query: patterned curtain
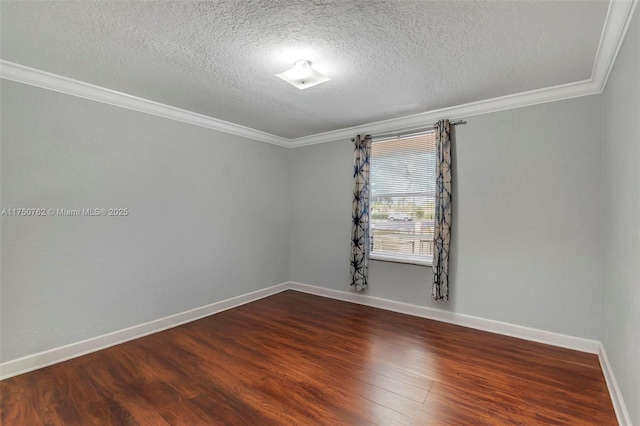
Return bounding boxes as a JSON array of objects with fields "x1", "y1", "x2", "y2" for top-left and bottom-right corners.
[
  {"x1": 350, "y1": 135, "x2": 371, "y2": 291},
  {"x1": 432, "y1": 120, "x2": 452, "y2": 300}
]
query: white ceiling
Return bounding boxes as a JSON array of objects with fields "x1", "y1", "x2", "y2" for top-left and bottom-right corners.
[{"x1": 0, "y1": 1, "x2": 629, "y2": 142}]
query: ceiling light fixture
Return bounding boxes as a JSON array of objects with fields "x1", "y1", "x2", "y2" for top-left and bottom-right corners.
[{"x1": 275, "y1": 60, "x2": 330, "y2": 90}]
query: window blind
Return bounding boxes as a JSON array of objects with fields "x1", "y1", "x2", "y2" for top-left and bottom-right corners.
[{"x1": 370, "y1": 132, "x2": 436, "y2": 260}]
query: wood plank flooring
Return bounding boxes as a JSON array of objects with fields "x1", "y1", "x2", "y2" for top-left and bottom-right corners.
[{"x1": 1, "y1": 290, "x2": 617, "y2": 425}]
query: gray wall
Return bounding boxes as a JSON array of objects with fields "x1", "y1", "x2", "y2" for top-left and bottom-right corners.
[
  {"x1": 0, "y1": 81, "x2": 290, "y2": 362},
  {"x1": 3, "y1": 22, "x2": 637, "y2": 418},
  {"x1": 290, "y1": 94, "x2": 604, "y2": 340},
  {"x1": 602, "y1": 7, "x2": 640, "y2": 424}
]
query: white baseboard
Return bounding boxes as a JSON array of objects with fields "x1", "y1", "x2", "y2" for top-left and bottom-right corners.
[
  {"x1": 289, "y1": 282, "x2": 636, "y2": 423},
  {"x1": 2, "y1": 279, "x2": 627, "y2": 425},
  {"x1": 598, "y1": 343, "x2": 632, "y2": 426},
  {"x1": 288, "y1": 281, "x2": 601, "y2": 354},
  {"x1": 0, "y1": 282, "x2": 289, "y2": 380},
  {"x1": 289, "y1": 282, "x2": 636, "y2": 422}
]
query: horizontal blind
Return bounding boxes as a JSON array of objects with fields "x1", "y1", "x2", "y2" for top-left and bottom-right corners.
[{"x1": 370, "y1": 132, "x2": 436, "y2": 260}]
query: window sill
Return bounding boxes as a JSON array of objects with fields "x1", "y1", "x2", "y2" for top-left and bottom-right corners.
[{"x1": 369, "y1": 253, "x2": 432, "y2": 267}]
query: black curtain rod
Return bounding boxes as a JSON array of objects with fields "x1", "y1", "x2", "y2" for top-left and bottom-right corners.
[
  {"x1": 438, "y1": 119, "x2": 467, "y2": 127},
  {"x1": 372, "y1": 120, "x2": 467, "y2": 141}
]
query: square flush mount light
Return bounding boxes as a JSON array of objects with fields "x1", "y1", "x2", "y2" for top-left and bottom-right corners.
[{"x1": 275, "y1": 60, "x2": 330, "y2": 90}]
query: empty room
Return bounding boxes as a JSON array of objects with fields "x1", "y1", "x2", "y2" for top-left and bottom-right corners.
[{"x1": 1, "y1": 1, "x2": 638, "y2": 424}]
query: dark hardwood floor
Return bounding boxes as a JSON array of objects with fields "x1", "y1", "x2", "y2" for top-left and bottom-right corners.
[{"x1": 1, "y1": 290, "x2": 617, "y2": 425}]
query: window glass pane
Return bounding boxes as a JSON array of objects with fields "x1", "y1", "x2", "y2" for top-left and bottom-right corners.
[{"x1": 370, "y1": 133, "x2": 435, "y2": 259}]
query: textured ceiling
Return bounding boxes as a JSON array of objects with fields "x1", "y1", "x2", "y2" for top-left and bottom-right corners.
[{"x1": 1, "y1": 1, "x2": 609, "y2": 139}]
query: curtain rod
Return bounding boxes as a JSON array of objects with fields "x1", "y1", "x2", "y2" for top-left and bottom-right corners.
[
  {"x1": 372, "y1": 120, "x2": 467, "y2": 142},
  {"x1": 439, "y1": 119, "x2": 467, "y2": 127}
]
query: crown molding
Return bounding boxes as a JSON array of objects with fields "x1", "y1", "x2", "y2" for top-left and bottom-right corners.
[
  {"x1": 0, "y1": 0, "x2": 635, "y2": 148},
  {"x1": 288, "y1": 79, "x2": 601, "y2": 147},
  {"x1": 0, "y1": 61, "x2": 290, "y2": 148},
  {"x1": 288, "y1": 0, "x2": 637, "y2": 147},
  {"x1": 593, "y1": 0, "x2": 638, "y2": 93}
]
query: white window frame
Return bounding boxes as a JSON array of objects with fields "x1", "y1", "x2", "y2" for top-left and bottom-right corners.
[
  {"x1": 368, "y1": 131, "x2": 435, "y2": 267},
  {"x1": 369, "y1": 251, "x2": 433, "y2": 266}
]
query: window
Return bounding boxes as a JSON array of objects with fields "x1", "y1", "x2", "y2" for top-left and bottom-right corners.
[{"x1": 370, "y1": 132, "x2": 435, "y2": 266}]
